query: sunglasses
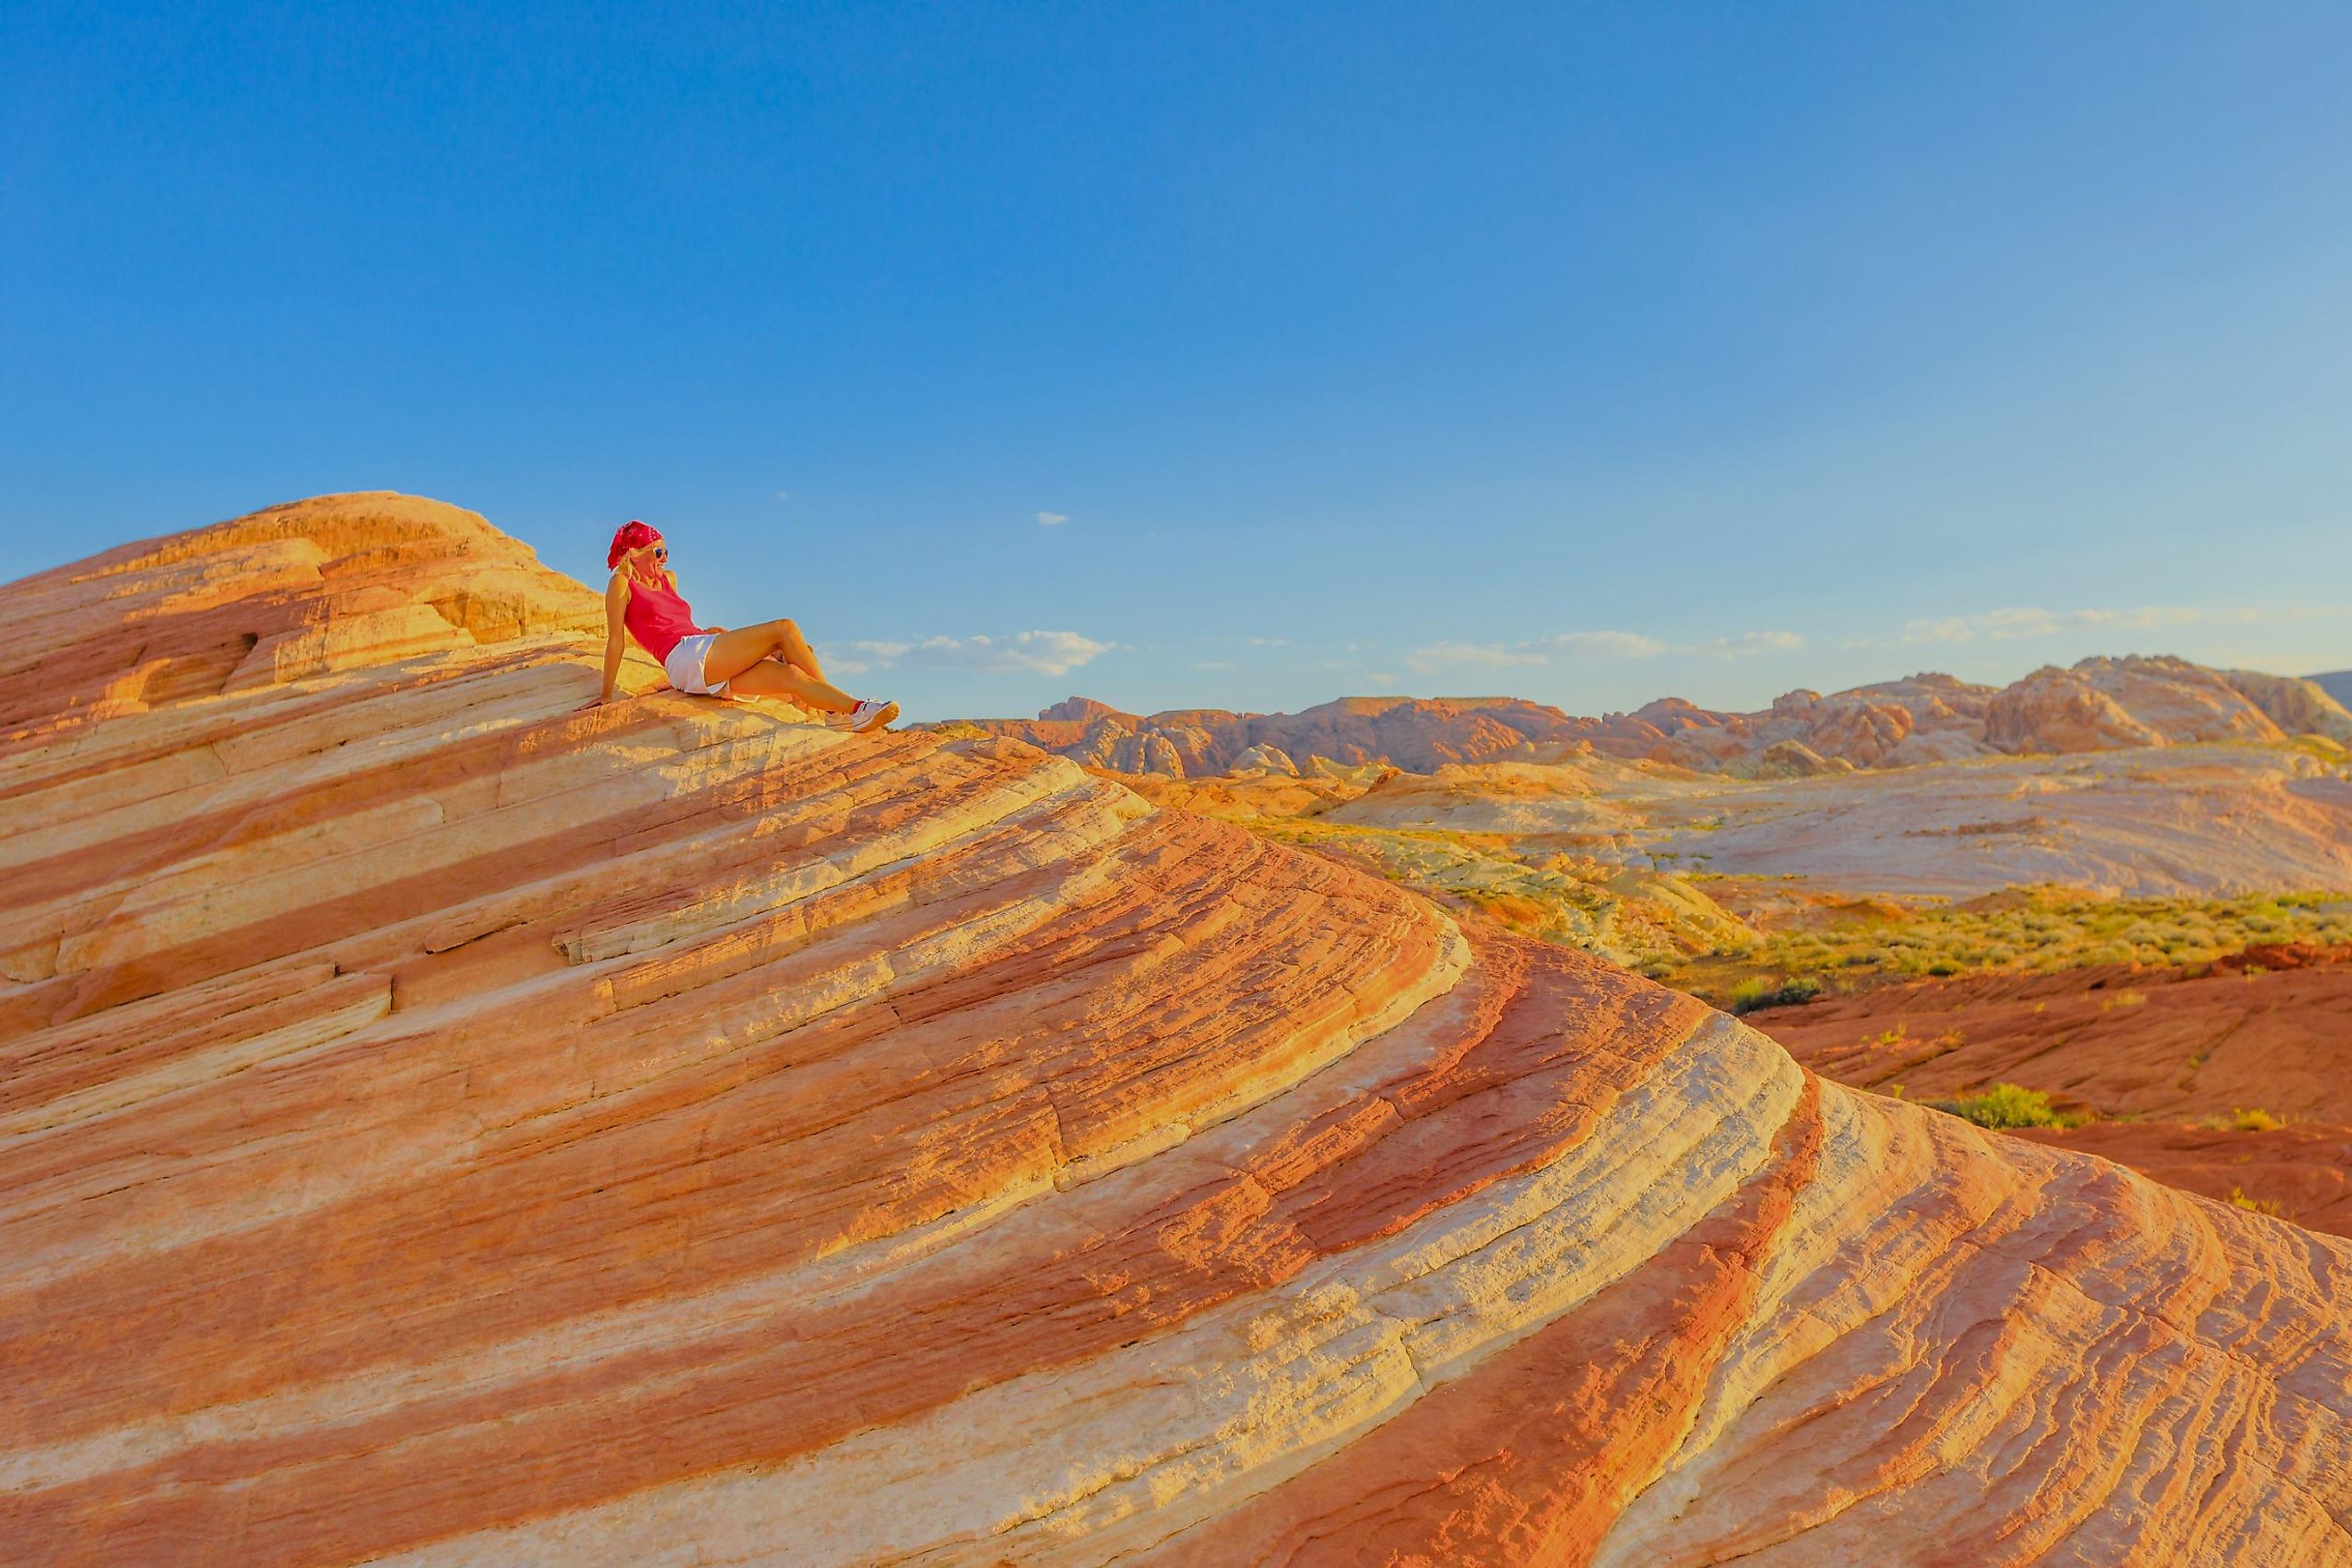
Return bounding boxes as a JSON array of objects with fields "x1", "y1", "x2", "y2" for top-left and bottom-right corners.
[{"x1": 651, "y1": 545, "x2": 668, "y2": 560}]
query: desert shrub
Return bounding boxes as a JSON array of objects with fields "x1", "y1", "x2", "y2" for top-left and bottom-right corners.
[
  {"x1": 1741, "y1": 887, "x2": 2352, "y2": 987},
  {"x1": 1728, "y1": 976, "x2": 1821, "y2": 1015},
  {"x1": 1934, "y1": 1082, "x2": 2064, "y2": 1130},
  {"x1": 2232, "y1": 1107, "x2": 2285, "y2": 1132},
  {"x1": 2228, "y1": 1187, "x2": 2287, "y2": 1217}
]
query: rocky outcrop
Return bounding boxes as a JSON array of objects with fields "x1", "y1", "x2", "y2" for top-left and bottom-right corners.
[
  {"x1": 1984, "y1": 674, "x2": 2169, "y2": 753},
  {"x1": 951, "y1": 695, "x2": 1616, "y2": 778},
  {"x1": 1229, "y1": 741, "x2": 1301, "y2": 775},
  {"x1": 956, "y1": 659, "x2": 2352, "y2": 780},
  {"x1": 5, "y1": 495, "x2": 2351, "y2": 1566},
  {"x1": 0, "y1": 492, "x2": 600, "y2": 743},
  {"x1": 1988, "y1": 656, "x2": 2287, "y2": 754},
  {"x1": 2229, "y1": 666, "x2": 2352, "y2": 744},
  {"x1": 1755, "y1": 738, "x2": 1848, "y2": 778}
]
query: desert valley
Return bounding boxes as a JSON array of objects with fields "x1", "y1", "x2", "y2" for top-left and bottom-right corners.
[
  {"x1": 947, "y1": 658, "x2": 2352, "y2": 1238},
  {"x1": 3, "y1": 494, "x2": 2349, "y2": 1564}
]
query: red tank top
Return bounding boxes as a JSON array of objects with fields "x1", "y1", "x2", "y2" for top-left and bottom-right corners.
[{"x1": 620, "y1": 574, "x2": 706, "y2": 662}]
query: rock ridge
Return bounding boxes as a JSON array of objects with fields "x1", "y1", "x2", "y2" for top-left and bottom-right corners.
[
  {"x1": 1, "y1": 494, "x2": 2348, "y2": 1565},
  {"x1": 953, "y1": 656, "x2": 2352, "y2": 779}
]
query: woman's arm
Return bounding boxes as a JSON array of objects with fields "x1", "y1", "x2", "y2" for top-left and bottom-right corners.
[{"x1": 592, "y1": 572, "x2": 632, "y2": 705}]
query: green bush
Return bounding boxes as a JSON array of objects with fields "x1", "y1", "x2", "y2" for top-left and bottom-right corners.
[
  {"x1": 1935, "y1": 1082, "x2": 2064, "y2": 1130},
  {"x1": 1728, "y1": 975, "x2": 1822, "y2": 1016}
]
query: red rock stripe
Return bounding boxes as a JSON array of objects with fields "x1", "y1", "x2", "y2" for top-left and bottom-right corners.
[
  {"x1": 5, "y1": 725, "x2": 992, "y2": 1023},
  {"x1": 0, "y1": 817, "x2": 1439, "y2": 1446},
  {"x1": 0, "y1": 795, "x2": 1182, "y2": 1268},
  {"x1": 1128, "y1": 1074, "x2": 1827, "y2": 1567},
  {"x1": 2, "y1": 941, "x2": 1691, "y2": 1566}
]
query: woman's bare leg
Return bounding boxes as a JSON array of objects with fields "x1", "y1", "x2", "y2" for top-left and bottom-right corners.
[
  {"x1": 704, "y1": 618, "x2": 827, "y2": 684},
  {"x1": 726, "y1": 657, "x2": 858, "y2": 713}
]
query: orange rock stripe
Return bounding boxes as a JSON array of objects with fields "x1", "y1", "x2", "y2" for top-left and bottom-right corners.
[
  {"x1": 4, "y1": 723, "x2": 947, "y2": 1021},
  {"x1": 4, "y1": 940, "x2": 1682, "y2": 1565},
  {"x1": 0, "y1": 818, "x2": 1441, "y2": 1443},
  {"x1": 0, "y1": 792, "x2": 1171, "y2": 1275},
  {"x1": 1128, "y1": 1074, "x2": 1826, "y2": 1567}
]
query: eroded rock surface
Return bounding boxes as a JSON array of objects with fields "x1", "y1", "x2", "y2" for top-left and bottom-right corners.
[{"x1": 4, "y1": 495, "x2": 2350, "y2": 1566}]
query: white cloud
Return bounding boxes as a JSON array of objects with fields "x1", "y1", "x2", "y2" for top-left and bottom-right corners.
[
  {"x1": 1409, "y1": 627, "x2": 1800, "y2": 674},
  {"x1": 1369, "y1": 671, "x2": 1398, "y2": 687},
  {"x1": 1034, "y1": 510, "x2": 1068, "y2": 527},
  {"x1": 776, "y1": 490, "x2": 790, "y2": 502},
  {"x1": 825, "y1": 640, "x2": 906, "y2": 675},
  {"x1": 1405, "y1": 641, "x2": 1551, "y2": 674},
  {"x1": 1542, "y1": 630, "x2": 1668, "y2": 659},
  {"x1": 1900, "y1": 606, "x2": 2205, "y2": 644},
  {"x1": 834, "y1": 630, "x2": 1111, "y2": 678},
  {"x1": 1687, "y1": 629, "x2": 1806, "y2": 657},
  {"x1": 1246, "y1": 635, "x2": 1291, "y2": 648}
]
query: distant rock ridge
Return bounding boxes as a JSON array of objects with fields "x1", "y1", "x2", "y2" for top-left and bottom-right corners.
[
  {"x1": 947, "y1": 655, "x2": 2352, "y2": 779},
  {"x1": 5, "y1": 494, "x2": 2351, "y2": 1564}
]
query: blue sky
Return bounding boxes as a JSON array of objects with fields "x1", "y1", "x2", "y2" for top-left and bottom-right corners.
[{"x1": 7, "y1": 2, "x2": 2351, "y2": 721}]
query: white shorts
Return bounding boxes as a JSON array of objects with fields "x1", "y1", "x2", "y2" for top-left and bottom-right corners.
[{"x1": 663, "y1": 633, "x2": 731, "y2": 697}]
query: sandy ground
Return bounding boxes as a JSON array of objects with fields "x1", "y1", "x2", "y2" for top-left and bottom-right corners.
[
  {"x1": 1751, "y1": 952, "x2": 2352, "y2": 1236},
  {"x1": 2012, "y1": 1120, "x2": 2352, "y2": 1238},
  {"x1": 1751, "y1": 951, "x2": 2352, "y2": 1121}
]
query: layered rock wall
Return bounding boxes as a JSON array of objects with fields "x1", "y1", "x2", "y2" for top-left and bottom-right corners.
[{"x1": 4, "y1": 496, "x2": 2348, "y2": 1566}]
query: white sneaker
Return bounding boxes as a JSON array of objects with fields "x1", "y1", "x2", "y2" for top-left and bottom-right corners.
[{"x1": 835, "y1": 698, "x2": 899, "y2": 734}]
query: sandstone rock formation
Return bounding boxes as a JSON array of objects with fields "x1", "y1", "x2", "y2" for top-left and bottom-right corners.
[
  {"x1": 6, "y1": 494, "x2": 2352, "y2": 1566},
  {"x1": 0, "y1": 493, "x2": 602, "y2": 746},
  {"x1": 960, "y1": 694, "x2": 1609, "y2": 777},
  {"x1": 1229, "y1": 741, "x2": 1301, "y2": 776},
  {"x1": 951, "y1": 658, "x2": 2352, "y2": 780},
  {"x1": 2224, "y1": 666, "x2": 2352, "y2": 745},
  {"x1": 1983, "y1": 656, "x2": 2347, "y2": 755}
]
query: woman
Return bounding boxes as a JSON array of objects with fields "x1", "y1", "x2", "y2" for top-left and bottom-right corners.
[{"x1": 587, "y1": 520, "x2": 898, "y2": 732}]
